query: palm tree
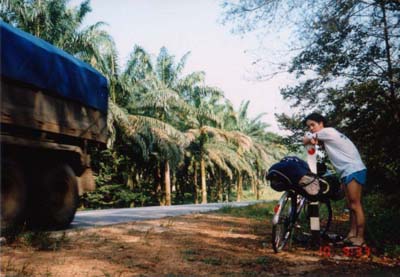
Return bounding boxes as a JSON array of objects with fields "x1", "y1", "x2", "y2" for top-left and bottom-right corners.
[
  {"x1": 119, "y1": 46, "x2": 200, "y2": 205},
  {"x1": 230, "y1": 100, "x2": 285, "y2": 200},
  {"x1": 186, "y1": 123, "x2": 255, "y2": 203},
  {"x1": 108, "y1": 100, "x2": 189, "y2": 204}
]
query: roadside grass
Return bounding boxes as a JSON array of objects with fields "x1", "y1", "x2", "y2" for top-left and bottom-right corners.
[
  {"x1": 20, "y1": 231, "x2": 70, "y2": 251},
  {"x1": 202, "y1": 257, "x2": 222, "y2": 266},
  {"x1": 79, "y1": 187, "x2": 281, "y2": 211},
  {"x1": 216, "y1": 202, "x2": 276, "y2": 221},
  {"x1": 181, "y1": 246, "x2": 272, "y2": 267},
  {"x1": 243, "y1": 187, "x2": 283, "y2": 201},
  {"x1": 227, "y1": 188, "x2": 283, "y2": 203},
  {"x1": 239, "y1": 256, "x2": 271, "y2": 266},
  {"x1": 181, "y1": 249, "x2": 199, "y2": 262},
  {"x1": 160, "y1": 218, "x2": 175, "y2": 228},
  {"x1": 3, "y1": 230, "x2": 70, "y2": 251}
]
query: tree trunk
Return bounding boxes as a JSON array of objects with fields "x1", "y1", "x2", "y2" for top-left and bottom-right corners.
[
  {"x1": 380, "y1": 1, "x2": 400, "y2": 121},
  {"x1": 193, "y1": 161, "x2": 199, "y2": 204},
  {"x1": 178, "y1": 174, "x2": 185, "y2": 204},
  {"x1": 251, "y1": 177, "x2": 256, "y2": 194},
  {"x1": 127, "y1": 166, "x2": 135, "y2": 190},
  {"x1": 236, "y1": 172, "x2": 243, "y2": 202},
  {"x1": 127, "y1": 173, "x2": 134, "y2": 189},
  {"x1": 217, "y1": 169, "x2": 223, "y2": 202},
  {"x1": 227, "y1": 179, "x2": 231, "y2": 202},
  {"x1": 172, "y1": 172, "x2": 179, "y2": 202},
  {"x1": 200, "y1": 157, "x2": 207, "y2": 204},
  {"x1": 164, "y1": 160, "x2": 171, "y2": 206},
  {"x1": 154, "y1": 165, "x2": 164, "y2": 206},
  {"x1": 171, "y1": 173, "x2": 175, "y2": 193},
  {"x1": 256, "y1": 178, "x2": 260, "y2": 200}
]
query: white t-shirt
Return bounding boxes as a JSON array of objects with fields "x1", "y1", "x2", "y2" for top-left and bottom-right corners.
[{"x1": 311, "y1": 127, "x2": 366, "y2": 178}]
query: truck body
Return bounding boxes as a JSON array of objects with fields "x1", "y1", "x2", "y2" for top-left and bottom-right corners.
[{"x1": 0, "y1": 21, "x2": 109, "y2": 232}]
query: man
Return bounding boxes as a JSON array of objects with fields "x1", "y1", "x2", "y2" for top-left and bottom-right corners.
[{"x1": 303, "y1": 113, "x2": 367, "y2": 247}]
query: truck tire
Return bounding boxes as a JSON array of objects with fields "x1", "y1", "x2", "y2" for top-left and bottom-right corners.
[
  {"x1": 1, "y1": 161, "x2": 26, "y2": 236},
  {"x1": 27, "y1": 164, "x2": 79, "y2": 230}
]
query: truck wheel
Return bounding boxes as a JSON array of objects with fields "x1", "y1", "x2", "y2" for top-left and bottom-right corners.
[
  {"x1": 1, "y1": 161, "x2": 26, "y2": 236},
  {"x1": 27, "y1": 164, "x2": 79, "y2": 230}
]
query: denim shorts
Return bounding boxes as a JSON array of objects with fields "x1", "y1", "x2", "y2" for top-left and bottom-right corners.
[{"x1": 341, "y1": 169, "x2": 367, "y2": 186}]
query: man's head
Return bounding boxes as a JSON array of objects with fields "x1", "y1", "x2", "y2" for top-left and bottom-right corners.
[{"x1": 304, "y1": 113, "x2": 326, "y2": 133}]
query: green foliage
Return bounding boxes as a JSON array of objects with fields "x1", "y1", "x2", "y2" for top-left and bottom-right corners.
[
  {"x1": 82, "y1": 184, "x2": 137, "y2": 209},
  {"x1": 363, "y1": 193, "x2": 400, "y2": 256},
  {"x1": 83, "y1": 147, "x2": 157, "y2": 208}
]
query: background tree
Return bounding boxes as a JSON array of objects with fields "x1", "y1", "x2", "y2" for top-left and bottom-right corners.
[{"x1": 222, "y1": 0, "x2": 400, "y2": 193}]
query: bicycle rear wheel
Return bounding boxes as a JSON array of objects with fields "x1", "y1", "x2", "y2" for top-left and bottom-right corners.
[
  {"x1": 271, "y1": 192, "x2": 296, "y2": 253},
  {"x1": 295, "y1": 199, "x2": 333, "y2": 240},
  {"x1": 318, "y1": 200, "x2": 332, "y2": 237}
]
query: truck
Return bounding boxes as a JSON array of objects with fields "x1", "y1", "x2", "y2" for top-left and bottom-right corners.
[{"x1": 0, "y1": 21, "x2": 109, "y2": 233}]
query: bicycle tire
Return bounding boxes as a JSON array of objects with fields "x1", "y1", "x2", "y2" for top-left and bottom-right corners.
[{"x1": 271, "y1": 191, "x2": 297, "y2": 253}]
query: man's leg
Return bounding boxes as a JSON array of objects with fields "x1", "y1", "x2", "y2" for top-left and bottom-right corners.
[
  {"x1": 348, "y1": 210, "x2": 357, "y2": 238},
  {"x1": 343, "y1": 184, "x2": 357, "y2": 238},
  {"x1": 345, "y1": 179, "x2": 365, "y2": 244}
]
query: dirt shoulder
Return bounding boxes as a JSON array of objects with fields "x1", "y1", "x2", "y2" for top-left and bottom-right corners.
[{"x1": 1, "y1": 212, "x2": 399, "y2": 276}]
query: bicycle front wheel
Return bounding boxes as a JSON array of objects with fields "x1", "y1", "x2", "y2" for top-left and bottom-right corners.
[{"x1": 271, "y1": 192, "x2": 296, "y2": 253}]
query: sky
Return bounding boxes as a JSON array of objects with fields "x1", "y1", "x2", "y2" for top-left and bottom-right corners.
[{"x1": 71, "y1": 0, "x2": 296, "y2": 134}]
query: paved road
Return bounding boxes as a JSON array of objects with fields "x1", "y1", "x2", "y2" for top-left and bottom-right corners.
[{"x1": 71, "y1": 201, "x2": 267, "y2": 229}]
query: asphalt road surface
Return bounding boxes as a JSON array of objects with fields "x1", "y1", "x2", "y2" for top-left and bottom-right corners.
[{"x1": 71, "y1": 201, "x2": 267, "y2": 229}]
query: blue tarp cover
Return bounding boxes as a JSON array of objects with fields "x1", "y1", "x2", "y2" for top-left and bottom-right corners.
[{"x1": 1, "y1": 21, "x2": 108, "y2": 113}]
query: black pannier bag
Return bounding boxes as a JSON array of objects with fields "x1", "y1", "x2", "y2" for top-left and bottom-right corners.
[
  {"x1": 266, "y1": 156, "x2": 343, "y2": 201},
  {"x1": 321, "y1": 171, "x2": 344, "y2": 201}
]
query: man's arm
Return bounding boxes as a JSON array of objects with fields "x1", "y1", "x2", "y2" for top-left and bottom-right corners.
[{"x1": 303, "y1": 132, "x2": 318, "y2": 145}]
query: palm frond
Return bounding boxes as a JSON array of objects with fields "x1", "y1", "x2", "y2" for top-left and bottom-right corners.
[
  {"x1": 124, "y1": 45, "x2": 153, "y2": 81},
  {"x1": 199, "y1": 126, "x2": 253, "y2": 151},
  {"x1": 178, "y1": 71, "x2": 205, "y2": 89},
  {"x1": 204, "y1": 141, "x2": 254, "y2": 178},
  {"x1": 204, "y1": 144, "x2": 233, "y2": 178},
  {"x1": 176, "y1": 51, "x2": 191, "y2": 76},
  {"x1": 130, "y1": 86, "x2": 196, "y2": 117},
  {"x1": 129, "y1": 115, "x2": 190, "y2": 147}
]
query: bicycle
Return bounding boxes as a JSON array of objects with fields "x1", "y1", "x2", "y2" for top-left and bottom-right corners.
[{"x1": 271, "y1": 188, "x2": 333, "y2": 253}]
